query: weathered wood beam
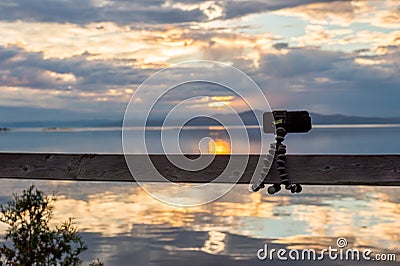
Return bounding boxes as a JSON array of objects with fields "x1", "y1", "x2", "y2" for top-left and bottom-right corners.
[{"x1": 0, "y1": 153, "x2": 399, "y2": 186}]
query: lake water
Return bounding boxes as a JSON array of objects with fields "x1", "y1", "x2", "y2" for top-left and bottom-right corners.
[
  {"x1": 0, "y1": 125, "x2": 399, "y2": 265},
  {"x1": 1, "y1": 124, "x2": 400, "y2": 154}
]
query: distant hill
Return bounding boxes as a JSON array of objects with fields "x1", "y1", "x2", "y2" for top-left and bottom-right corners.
[
  {"x1": 310, "y1": 113, "x2": 400, "y2": 124},
  {"x1": 145, "y1": 110, "x2": 262, "y2": 126},
  {"x1": 0, "y1": 120, "x2": 121, "y2": 128}
]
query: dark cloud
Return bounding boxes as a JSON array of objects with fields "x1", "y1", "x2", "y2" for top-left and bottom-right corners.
[
  {"x1": 222, "y1": 0, "x2": 348, "y2": 20},
  {"x1": 259, "y1": 48, "x2": 344, "y2": 78},
  {"x1": 0, "y1": 0, "x2": 351, "y2": 26},
  {"x1": 223, "y1": 0, "x2": 276, "y2": 19},
  {"x1": 254, "y1": 46, "x2": 400, "y2": 116},
  {"x1": 0, "y1": 48, "x2": 18, "y2": 61},
  {"x1": 0, "y1": 0, "x2": 206, "y2": 25},
  {"x1": 104, "y1": 5, "x2": 206, "y2": 24},
  {"x1": 353, "y1": 48, "x2": 370, "y2": 54},
  {"x1": 272, "y1": 42, "x2": 289, "y2": 50},
  {"x1": 0, "y1": 45, "x2": 152, "y2": 91}
]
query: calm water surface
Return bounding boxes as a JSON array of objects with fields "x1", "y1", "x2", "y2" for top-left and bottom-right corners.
[{"x1": 0, "y1": 126, "x2": 399, "y2": 265}]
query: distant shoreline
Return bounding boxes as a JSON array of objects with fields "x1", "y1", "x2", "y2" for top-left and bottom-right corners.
[
  {"x1": 2, "y1": 112, "x2": 400, "y2": 128},
  {"x1": 1, "y1": 123, "x2": 400, "y2": 133}
]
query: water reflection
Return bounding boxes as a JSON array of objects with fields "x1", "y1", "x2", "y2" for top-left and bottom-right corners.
[
  {"x1": 0, "y1": 181, "x2": 398, "y2": 265},
  {"x1": 1, "y1": 125, "x2": 400, "y2": 153}
]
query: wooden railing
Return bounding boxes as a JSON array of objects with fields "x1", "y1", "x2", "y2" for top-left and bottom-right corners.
[{"x1": 1, "y1": 153, "x2": 399, "y2": 185}]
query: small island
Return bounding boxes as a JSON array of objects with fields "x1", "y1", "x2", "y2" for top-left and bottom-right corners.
[{"x1": 43, "y1": 127, "x2": 73, "y2": 131}]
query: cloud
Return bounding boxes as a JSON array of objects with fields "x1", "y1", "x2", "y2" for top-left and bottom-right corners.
[
  {"x1": 0, "y1": 20, "x2": 284, "y2": 71},
  {"x1": 293, "y1": 24, "x2": 354, "y2": 47},
  {"x1": 293, "y1": 25, "x2": 400, "y2": 51},
  {"x1": 277, "y1": 0, "x2": 400, "y2": 29},
  {"x1": 380, "y1": 7, "x2": 400, "y2": 27},
  {"x1": 259, "y1": 48, "x2": 344, "y2": 78},
  {"x1": 0, "y1": 0, "x2": 352, "y2": 26},
  {"x1": 272, "y1": 43, "x2": 289, "y2": 50},
  {"x1": 272, "y1": 1, "x2": 399, "y2": 57},
  {"x1": 276, "y1": 0, "x2": 364, "y2": 26},
  {"x1": 0, "y1": 47, "x2": 18, "y2": 61},
  {"x1": 0, "y1": 45, "x2": 151, "y2": 92},
  {"x1": 254, "y1": 45, "x2": 400, "y2": 116},
  {"x1": 0, "y1": 0, "x2": 207, "y2": 25},
  {"x1": 0, "y1": 45, "x2": 155, "y2": 117},
  {"x1": 221, "y1": 0, "x2": 333, "y2": 19}
]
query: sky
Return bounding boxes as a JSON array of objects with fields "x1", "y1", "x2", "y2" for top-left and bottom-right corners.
[{"x1": 0, "y1": 0, "x2": 399, "y2": 122}]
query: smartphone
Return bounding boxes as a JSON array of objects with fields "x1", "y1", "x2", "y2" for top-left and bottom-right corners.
[{"x1": 263, "y1": 110, "x2": 312, "y2": 133}]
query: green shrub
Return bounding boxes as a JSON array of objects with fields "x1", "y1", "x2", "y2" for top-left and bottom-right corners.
[{"x1": 0, "y1": 185, "x2": 88, "y2": 265}]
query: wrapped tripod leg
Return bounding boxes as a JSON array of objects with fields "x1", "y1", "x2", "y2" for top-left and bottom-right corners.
[
  {"x1": 267, "y1": 115, "x2": 302, "y2": 194},
  {"x1": 252, "y1": 110, "x2": 311, "y2": 195}
]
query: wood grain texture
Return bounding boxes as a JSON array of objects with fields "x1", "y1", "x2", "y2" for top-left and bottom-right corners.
[{"x1": 0, "y1": 153, "x2": 399, "y2": 185}]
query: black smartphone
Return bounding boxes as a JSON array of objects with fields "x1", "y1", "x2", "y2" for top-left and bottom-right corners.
[{"x1": 263, "y1": 110, "x2": 312, "y2": 133}]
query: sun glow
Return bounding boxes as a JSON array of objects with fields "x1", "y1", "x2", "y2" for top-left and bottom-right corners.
[{"x1": 208, "y1": 138, "x2": 230, "y2": 154}]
